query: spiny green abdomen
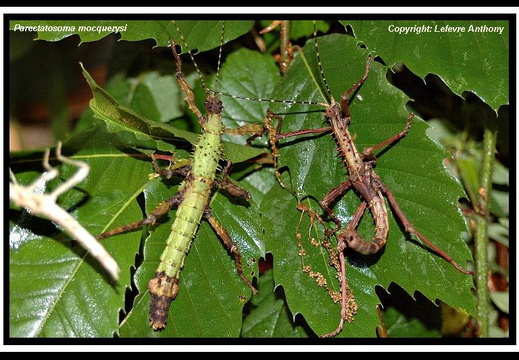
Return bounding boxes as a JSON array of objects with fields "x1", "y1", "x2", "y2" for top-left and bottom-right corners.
[
  {"x1": 156, "y1": 108, "x2": 223, "y2": 278},
  {"x1": 155, "y1": 176, "x2": 212, "y2": 276}
]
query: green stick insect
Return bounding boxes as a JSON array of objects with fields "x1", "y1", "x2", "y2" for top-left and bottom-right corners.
[{"x1": 97, "y1": 21, "x2": 257, "y2": 330}]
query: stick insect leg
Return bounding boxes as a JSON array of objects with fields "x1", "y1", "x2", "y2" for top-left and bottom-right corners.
[
  {"x1": 265, "y1": 110, "x2": 331, "y2": 189},
  {"x1": 362, "y1": 113, "x2": 414, "y2": 159},
  {"x1": 205, "y1": 210, "x2": 258, "y2": 295},
  {"x1": 97, "y1": 152, "x2": 192, "y2": 241},
  {"x1": 221, "y1": 123, "x2": 266, "y2": 145},
  {"x1": 97, "y1": 192, "x2": 183, "y2": 240},
  {"x1": 227, "y1": 110, "x2": 330, "y2": 191},
  {"x1": 214, "y1": 160, "x2": 251, "y2": 202},
  {"x1": 321, "y1": 201, "x2": 365, "y2": 338},
  {"x1": 320, "y1": 180, "x2": 353, "y2": 229},
  {"x1": 264, "y1": 110, "x2": 285, "y2": 188},
  {"x1": 340, "y1": 55, "x2": 373, "y2": 117},
  {"x1": 169, "y1": 38, "x2": 204, "y2": 122},
  {"x1": 381, "y1": 183, "x2": 475, "y2": 275},
  {"x1": 150, "y1": 153, "x2": 191, "y2": 180}
]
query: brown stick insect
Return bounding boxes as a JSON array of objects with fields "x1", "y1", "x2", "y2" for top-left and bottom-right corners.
[{"x1": 220, "y1": 21, "x2": 475, "y2": 337}]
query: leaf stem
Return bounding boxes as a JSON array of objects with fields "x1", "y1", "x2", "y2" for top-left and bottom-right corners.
[
  {"x1": 475, "y1": 121, "x2": 498, "y2": 337},
  {"x1": 279, "y1": 20, "x2": 291, "y2": 74}
]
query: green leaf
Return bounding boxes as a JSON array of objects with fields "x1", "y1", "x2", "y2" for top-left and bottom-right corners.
[
  {"x1": 9, "y1": 129, "x2": 148, "y2": 337},
  {"x1": 383, "y1": 307, "x2": 441, "y2": 337},
  {"x1": 345, "y1": 20, "x2": 509, "y2": 110},
  {"x1": 241, "y1": 269, "x2": 309, "y2": 337},
  {"x1": 80, "y1": 63, "x2": 265, "y2": 163},
  {"x1": 257, "y1": 33, "x2": 476, "y2": 337},
  {"x1": 172, "y1": 21, "x2": 255, "y2": 53},
  {"x1": 487, "y1": 222, "x2": 509, "y2": 247},
  {"x1": 81, "y1": 62, "x2": 196, "y2": 150},
  {"x1": 456, "y1": 155, "x2": 508, "y2": 219},
  {"x1": 10, "y1": 20, "x2": 254, "y2": 50},
  {"x1": 489, "y1": 291, "x2": 509, "y2": 315},
  {"x1": 130, "y1": 72, "x2": 182, "y2": 123}
]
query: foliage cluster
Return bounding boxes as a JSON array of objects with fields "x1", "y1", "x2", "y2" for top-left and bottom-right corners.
[{"x1": 9, "y1": 19, "x2": 509, "y2": 339}]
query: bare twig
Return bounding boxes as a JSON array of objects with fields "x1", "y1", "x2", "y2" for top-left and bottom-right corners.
[
  {"x1": 9, "y1": 142, "x2": 120, "y2": 281},
  {"x1": 475, "y1": 123, "x2": 498, "y2": 337}
]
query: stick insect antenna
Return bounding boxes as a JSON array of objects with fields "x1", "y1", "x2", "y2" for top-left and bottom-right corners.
[
  {"x1": 312, "y1": 20, "x2": 334, "y2": 104},
  {"x1": 172, "y1": 20, "x2": 226, "y2": 94}
]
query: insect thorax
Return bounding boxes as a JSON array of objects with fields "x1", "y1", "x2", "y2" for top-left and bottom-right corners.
[{"x1": 205, "y1": 95, "x2": 223, "y2": 115}]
